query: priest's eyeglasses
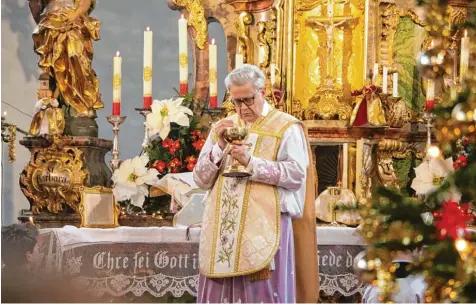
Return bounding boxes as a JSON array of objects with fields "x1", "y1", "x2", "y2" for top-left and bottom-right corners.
[{"x1": 230, "y1": 90, "x2": 259, "y2": 107}]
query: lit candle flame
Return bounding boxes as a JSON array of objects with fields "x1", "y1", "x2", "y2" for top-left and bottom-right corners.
[
  {"x1": 430, "y1": 40, "x2": 435, "y2": 48},
  {"x1": 211, "y1": 38, "x2": 215, "y2": 45},
  {"x1": 181, "y1": 14, "x2": 184, "y2": 19},
  {"x1": 2, "y1": 111, "x2": 6, "y2": 117},
  {"x1": 146, "y1": 26, "x2": 150, "y2": 31},
  {"x1": 464, "y1": 30, "x2": 467, "y2": 38},
  {"x1": 116, "y1": 51, "x2": 120, "y2": 57},
  {"x1": 427, "y1": 145, "x2": 440, "y2": 158},
  {"x1": 29, "y1": 216, "x2": 34, "y2": 225}
]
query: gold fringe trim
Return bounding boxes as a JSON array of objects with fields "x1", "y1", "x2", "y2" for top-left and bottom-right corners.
[{"x1": 249, "y1": 266, "x2": 271, "y2": 281}]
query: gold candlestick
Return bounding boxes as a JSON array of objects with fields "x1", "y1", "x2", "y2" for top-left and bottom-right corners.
[
  {"x1": 106, "y1": 115, "x2": 126, "y2": 172},
  {"x1": 135, "y1": 108, "x2": 152, "y2": 149}
]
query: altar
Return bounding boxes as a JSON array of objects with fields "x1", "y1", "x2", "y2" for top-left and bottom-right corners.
[{"x1": 36, "y1": 226, "x2": 366, "y2": 302}]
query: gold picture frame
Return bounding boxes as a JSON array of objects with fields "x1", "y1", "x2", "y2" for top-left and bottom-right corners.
[{"x1": 79, "y1": 186, "x2": 120, "y2": 228}]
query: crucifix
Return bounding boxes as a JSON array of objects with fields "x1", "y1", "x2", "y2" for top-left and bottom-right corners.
[{"x1": 306, "y1": 0, "x2": 356, "y2": 83}]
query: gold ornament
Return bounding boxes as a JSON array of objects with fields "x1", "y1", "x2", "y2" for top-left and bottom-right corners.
[
  {"x1": 209, "y1": 68, "x2": 217, "y2": 83},
  {"x1": 20, "y1": 139, "x2": 88, "y2": 214},
  {"x1": 113, "y1": 74, "x2": 122, "y2": 89},
  {"x1": 179, "y1": 53, "x2": 189, "y2": 68},
  {"x1": 8, "y1": 124, "x2": 16, "y2": 163},
  {"x1": 143, "y1": 67, "x2": 153, "y2": 81},
  {"x1": 170, "y1": 0, "x2": 207, "y2": 49}
]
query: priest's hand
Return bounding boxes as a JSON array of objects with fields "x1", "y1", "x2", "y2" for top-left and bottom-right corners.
[
  {"x1": 229, "y1": 144, "x2": 251, "y2": 167},
  {"x1": 215, "y1": 120, "x2": 234, "y2": 150}
]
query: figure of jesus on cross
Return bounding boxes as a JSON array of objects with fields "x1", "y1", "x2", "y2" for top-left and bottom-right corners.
[{"x1": 306, "y1": 0, "x2": 357, "y2": 81}]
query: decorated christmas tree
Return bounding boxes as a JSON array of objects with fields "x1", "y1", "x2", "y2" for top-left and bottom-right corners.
[{"x1": 355, "y1": 0, "x2": 476, "y2": 302}]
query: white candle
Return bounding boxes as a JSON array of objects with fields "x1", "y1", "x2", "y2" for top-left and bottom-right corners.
[
  {"x1": 427, "y1": 79, "x2": 435, "y2": 100},
  {"x1": 460, "y1": 30, "x2": 469, "y2": 82},
  {"x1": 112, "y1": 51, "x2": 122, "y2": 116},
  {"x1": 270, "y1": 63, "x2": 276, "y2": 85},
  {"x1": 372, "y1": 63, "x2": 378, "y2": 83},
  {"x1": 178, "y1": 15, "x2": 188, "y2": 85},
  {"x1": 235, "y1": 53, "x2": 244, "y2": 69},
  {"x1": 143, "y1": 27, "x2": 153, "y2": 108},
  {"x1": 392, "y1": 72, "x2": 398, "y2": 97},
  {"x1": 382, "y1": 66, "x2": 388, "y2": 94},
  {"x1": 258, "y1": 46, "x2": 266, "y2": 65},
  {"x1": 342, "y1": 143, "x2": 348, "y2": 188},
  {"x1": 209, "y1": 39, "x2": 218, "y2": 107}
]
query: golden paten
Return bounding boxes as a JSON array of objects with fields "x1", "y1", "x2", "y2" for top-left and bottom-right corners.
[{"x1": 20, "y1": 138, "x2": 87, "y2": 214}]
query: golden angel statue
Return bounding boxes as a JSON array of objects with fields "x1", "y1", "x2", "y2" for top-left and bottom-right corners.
[
  {"x1": 349, "y1": 80, "x2": 386, "y2": 127},
  {"x1": 29, "y1": 0, "x2": 103, "y2": 118}
]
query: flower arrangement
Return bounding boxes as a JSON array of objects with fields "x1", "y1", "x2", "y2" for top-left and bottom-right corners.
[
  {"x1": 112, "y1": 94, "x2": 206, "y2": 214},
  {"x1": 144, "y1": 94, "x2": 205, "y2": 178}
]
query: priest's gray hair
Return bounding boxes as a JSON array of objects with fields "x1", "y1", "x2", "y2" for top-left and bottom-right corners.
[{"x1": 224, "y1": 64, "x2": 265, "y2": 91}]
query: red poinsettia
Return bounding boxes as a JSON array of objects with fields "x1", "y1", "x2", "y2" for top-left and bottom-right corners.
[
  {"x1": 151, "y1": 160, "x2": 166, "y2": 174},
  {"x1": 169, "y1": 140, "x2": 181, "y2": 155},
  {"x1": 168, "y1": 158, "x2": 182, "y2": 173},
  {"x1": 191, "y1": 129, "x2": 205, "y2": 141},
  {"x1": 453, "y1": 155, "x2": 468, "y2": 170},
  {"x1": 162, "y1": 138, "x2": 173, "y2": 148},
  {"x1": 185, "y1": 155, "x2": 198, "y2": 171},
  {"x1": 434, "y1": 201, "x2": 473, "y2": 240},
  {"x1": 192, "y1": 139, "x2": 205, "y2": 151}
]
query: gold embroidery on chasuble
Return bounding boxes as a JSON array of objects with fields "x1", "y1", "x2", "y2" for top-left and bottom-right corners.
[{"x1": 199, "y1": 109, "x2": 300, "y2": 278}]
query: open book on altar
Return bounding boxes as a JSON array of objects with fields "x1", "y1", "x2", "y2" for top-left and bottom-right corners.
[{"x1": 150, "y1": 172, "x2": 205, "y2": 208}]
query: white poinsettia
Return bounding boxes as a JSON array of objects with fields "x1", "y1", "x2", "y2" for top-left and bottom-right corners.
[
  {"x1": 411, "y1": 157, "x2": 461, "y2": 201},
  {"x1": 112, "y1": 155, "x2": 159, "y2": 207},
  {"x1": 145, "y1": 97, "x2": 193, "y2": 140}
]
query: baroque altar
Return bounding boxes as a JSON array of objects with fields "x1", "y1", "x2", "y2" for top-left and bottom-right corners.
[{"x1": 166, "y1": 0, "x2": 470, "y2": 204}]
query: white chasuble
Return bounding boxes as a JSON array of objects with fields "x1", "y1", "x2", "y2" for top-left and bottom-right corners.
[{"x1": 199, "y1": 109, "x2": 300, "y2": 278}]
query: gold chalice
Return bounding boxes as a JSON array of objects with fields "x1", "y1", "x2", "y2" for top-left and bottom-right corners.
[{"x1": 222, "y1": 126, "x2": 251, "y2": 177}]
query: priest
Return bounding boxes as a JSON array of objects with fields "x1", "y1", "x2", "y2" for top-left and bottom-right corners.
[{"x1": 193, "y1": 64, "x2": 319, "y2": 303}]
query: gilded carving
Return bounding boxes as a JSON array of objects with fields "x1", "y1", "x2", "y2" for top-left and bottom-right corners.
[
  {"x1": 305, "y1": 84, "x2": 352, "y2": 120},
  {"x1": 170, "y1": 0, "x2": 207, "y2": 49},
  {"x1": 235, "y1": 12, "x2": 254, "y2": 65},
  {"x1": 292, "y1": 100, "x2": 305, "y2": 120},
  {"x1": 20, "y1": 138, "x2": 88, "y2": 214},
  {"x1": 376, "y1": 139, "x2": 426, "y2": 188},
  {"x1": 380, "y1": 95, "x2": 412, "y2": 128},
  {"x1": 257, "y1": 11, "x2": 277, "y2": 69}
]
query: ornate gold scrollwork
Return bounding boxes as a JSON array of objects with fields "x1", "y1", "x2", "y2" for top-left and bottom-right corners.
[
  {"x1": 20, "y1": 138, "x2": 87, "y2": 214},
  {"x1": 448, "y1": 4, "x2": 468, "y2": 50},
  {"x1": 376, "y1": 139, "x2": 426, "y2": 188},
  {"x1": 171, "y1": 0, "x2": 207, "y2": 50},
  {"x1": 235, "y1": 12, "x2": 254, "y2": 65},
  {"x1": 376, "y1": 139, "x2": 402, "y2": 188},
  {"x1": 304, "y1": 85, "x2": 352, "y2": 120},
  {"x1": 257, "y1": 11, "x2": 277, "y2": 69},
  {"x1": 379, "y1": 4, "x2": 400, "y2": 68}
]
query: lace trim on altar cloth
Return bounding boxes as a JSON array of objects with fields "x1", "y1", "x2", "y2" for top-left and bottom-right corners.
[
  {"x1": 73, "y1": 274, "x2": 199, "y2": 298},
  {"x1": 72, "y1": 273, "x2": 365, "y2": 299},
  {"x1": 320, "y1": 273, "x2": 366, "y2": 297}
]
